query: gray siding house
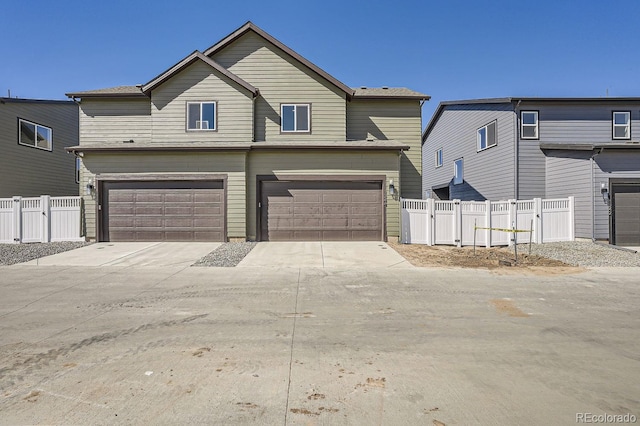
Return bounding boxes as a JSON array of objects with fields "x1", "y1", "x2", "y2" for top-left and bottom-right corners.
[
  {"x1": 0, "y1": 98, "x2": 79, "y2": 197},
  {"x1": 422, "y1": 98, "x2": 640, "y2": 245},
  {"x1": 66, "y1": 22, "x2": 428, "y2": 243}
]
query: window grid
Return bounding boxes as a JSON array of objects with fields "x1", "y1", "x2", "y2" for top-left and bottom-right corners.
[
  {"x1": 281, "y1": 104, "x2": 310, "y2": 133},
  {"x1": 18, "y1": 119, "x2": 52, "y2": 151},
  {"x1": 477, "y1": 121, "x2": 497, "y2": 151},
  {"x1": 521, "y1": 111, "x2": 539, "y2": 139},
  {"x1": 613, "y1": 111, "x2": 630, "y2": 140}
]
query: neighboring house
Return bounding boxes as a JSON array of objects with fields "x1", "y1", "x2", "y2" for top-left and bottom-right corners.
[
  {"x1": 422, "y1": 97, "x2": 640, "y2": 245},
  {"x1": 66, "y1": 22, "x2": 428, "y2": 242},
  {"x1": 0, "y1": 97, "x2": 79, "y2": 197}
]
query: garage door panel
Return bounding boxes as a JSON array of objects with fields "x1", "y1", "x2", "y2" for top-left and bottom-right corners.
[
  {"x1": 613, "y1": 184, "x2": 640, "y2": 245},
  {"x1": 261, "y1": 180, "x2": 383, "y2": 241},
  {"x1": 104, "y1": 181, "x2": 225, "y2": 242}
]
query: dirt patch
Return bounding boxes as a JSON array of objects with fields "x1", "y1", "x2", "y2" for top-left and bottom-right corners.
[
  {"x1": 490, "y1": 299, "x2": 529, "y2": 317},
  {"x1": 389, "y1": 242, "x2": 584, "y2": 274}
]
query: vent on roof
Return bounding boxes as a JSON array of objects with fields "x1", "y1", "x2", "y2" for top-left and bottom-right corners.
[
  {"x1": 360, "y1": 86, "x2": 367, "y2": 89},
  {"x1": 382, "y1": 86, "x2": 389, "y2": 90}
]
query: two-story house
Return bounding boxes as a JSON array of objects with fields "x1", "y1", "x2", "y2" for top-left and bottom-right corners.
[
  {"x1": 66, "y1": 22, "x2": 429, "y2": 242},
  {"x1": 0, "y1": 97, "x2": 79, "y2": 197},
  {"x1": 422, "y1": 97, "x2": 640, "y2": 245}
]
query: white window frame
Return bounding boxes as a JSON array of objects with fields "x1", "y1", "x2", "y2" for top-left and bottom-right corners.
[
  {"x1": 435, "y1": 148, "x2": 443, "y2": 168},
  {"x1": 612, "y1": 111, "x2": 631, "y2": 140},
  {"x1": 281, "y1": 104, "x2": 310, "y2": 133},
  {"x1": 75, "y1": 157, "x2": 81, "y2": 184},
  {"x1": 18, "y1": 118, "x2": 53, "y2": 151},
  {"x1": 521, "y1": 111, "x2": 539, "y2": 139},
  {"x1": 453, "y1": 158, "x2": 463, "y2": 185},
  {"x1": 186, "y1": 101, "x2": 217, "y2": 131},
  {"x1": 477, "y1": 121, "x2": 497, "y2": 152}
]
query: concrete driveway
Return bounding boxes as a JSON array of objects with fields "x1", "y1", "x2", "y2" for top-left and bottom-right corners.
[
  {"x1": 22, "y1": 242, "x2": 221, "y2": 267},
  {"x1": 238, "y1": 242, "x2": 413, "y2": 268},
  {"x1": 0, "y1": 264, "x2": 638, "y2": 424}
]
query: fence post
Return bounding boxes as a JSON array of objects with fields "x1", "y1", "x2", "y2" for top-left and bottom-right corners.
[
  {"x1": 427, "y1": 198, "x2": 435, "y2": 246},
  {"x1": 454, "y1": 199, "x2": 461, "y2": 247},
  {"x1": 485, "y1": 200, "x2": 491, "y2": 248},
  {"x1": 534, "y1": 198, "x2": 542, "y2": 244},
  {"x1": 568, "y1": 196, "x2": 575, "y2": 241},
  {"x1": 41, "y1": 195, "x2": 50, "y2": 243},
  {"x1": 12, "y1": 196, "x2": 21, "y2": 243},
  {"x1": 508, "y1": 199, "x2": 517, "y2": 246}
]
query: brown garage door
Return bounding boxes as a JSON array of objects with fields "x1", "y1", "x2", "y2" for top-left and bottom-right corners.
[
  {"x1": 612, "y1": 184, "x2": 640, "y2": 245},
  {"x1": 260, "y1": 180, "x2": 383, "y2": 241},
  {"x1": 102, "y1": 181, "x2": 225, "y2": 242}
]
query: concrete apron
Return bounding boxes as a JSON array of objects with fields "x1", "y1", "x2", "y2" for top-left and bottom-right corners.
[
  {"x1": 237, "y1": 242, "x2": 414, "y2": 269},
  {"x1": 21, "y1": 242, "x2": 222, "y2": 267}
]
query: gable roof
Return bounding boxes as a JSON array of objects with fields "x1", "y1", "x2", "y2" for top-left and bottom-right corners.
[
  {"x1": 203, "y1": 21, "x2": 354, "y2": 97},
  {"x1": 422, "y1": 96, "x2": 640, "y2": 144},
  {"x1": 141, "y1": 50, "x2": 258, "y2": 96}
]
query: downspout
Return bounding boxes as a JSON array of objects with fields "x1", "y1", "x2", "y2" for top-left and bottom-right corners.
[
  {"x1": 514, "y1": 101, "x2": 521, "y2": 199},
  {"x1": 252, "y1": 94, "x2": 257, "y2": 142},
  {"x1": 590, "y1": 147, "x2": 603, "y2": 241}
]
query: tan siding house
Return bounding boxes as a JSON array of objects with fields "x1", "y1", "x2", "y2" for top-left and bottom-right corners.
[
  {"x1": 0, "y1": 98, "x2": 79, "y2": 198},
  {"x1": 66, "y1": 22, "x2": 428, "y2": 242}
]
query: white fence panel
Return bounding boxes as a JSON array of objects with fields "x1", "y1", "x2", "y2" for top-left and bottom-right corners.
[
  {"x1": 434, "y1": 201, "x2": 457, "y2": 245},
  {"x1": 50, "y1": 197, "x2": 84, "y2": 242},
  {"x1": 0, "y1": 195, "x2": 84, "y2": 243},
  {"x1": 490, "y1": 201, "x2": 511, "y2": 246},
  {"x1": 461, "y1": 201, "x2": 487, "y2": 246},
  {"x1": 515, "y1": 200, "x2": 535, "y2": 244},
  {"x1": 542, "y1": 198, "x2": 573, "y2": 242},
  {"x1": 0, "y1": 199, "x2": 14, "y2": 243},
  {"x1": 21, "y1": 198, "x2": 42, "y2": 243},
  {"x1": 400, "y1": 197, "x2": 574, "y2": 247},
  {"x1": 401, "y1": 199, "x2": 431, "y2": 244}
]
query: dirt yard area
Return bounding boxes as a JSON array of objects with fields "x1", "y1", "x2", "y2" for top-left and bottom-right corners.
[{"x1": 388, "y1": 242, "x2": 583, "y2": 274}]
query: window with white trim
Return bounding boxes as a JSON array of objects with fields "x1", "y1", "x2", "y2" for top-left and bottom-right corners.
[
  {"x1": 613, "y1": 111, "x2": 630, "y2": 139},
  {"x1": 281, "y1": 104, "x2": 310, "y2": 132},
  {"x1": 187, "y1": 102, "x2": 216, "y2": 130},
  {"x1": 19, "y1": 119, "x2": 52, "y2": 151},
  {"x1": 453, "y1": 158, "x2": 463, "y2": 185},
  {"x1": 75, "y1": 157, "x2": 81, "y2": 184},
  {"x1": 477, "y1": 121, "x2": 497, "y2": 151},
  {"x1": 521, "y1": 111, "x2": 539, "y2": 139},
  {"x1": 435, "y1": 148, "x2": 443, "y2": 168}
]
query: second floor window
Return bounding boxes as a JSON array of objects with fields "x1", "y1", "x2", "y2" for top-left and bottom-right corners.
[
  {"x1": 521, "y1": 111, "x2": 539, "y2": 139},
  {"x1": 477, "y1": 121, "x2": 497, "y2": 151},
  {"x1": 435, "y1": 148, "x2": 443, "y2": 168},
  {"x1": 613, "y1": 111, "x2": 630, "y2": 139},
  {"x1": 281, "y1": 104, "x2": 310, "y2": 132},
  {"x1": 187, "y1": 102, "x2": 216, "y2": 131},
  {"x1": 19, "y1": 118, "x2": 52, "y2": 151}
]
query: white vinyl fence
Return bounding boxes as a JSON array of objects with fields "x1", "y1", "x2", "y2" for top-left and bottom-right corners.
[
  {"x1": 401, "y1": 197, "x2": 574, "y2": 247},
  {"x1": 0, "y1": 196, "x2": 84, "y2": 243}
]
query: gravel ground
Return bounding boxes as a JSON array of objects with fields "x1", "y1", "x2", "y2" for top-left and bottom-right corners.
[
  {"x1": 526, "y1": 241, "x2": 640, "y2": 267},
  {"x1": 192, "y1": 242, "x2": 257, "y2": 267},
  {"x1": 0, "y1": 242, "x2": 92, "y2": 266}
]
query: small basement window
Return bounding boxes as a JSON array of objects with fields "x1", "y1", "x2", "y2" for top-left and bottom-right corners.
[
  {"x1": 521, "y1": 111, "x2": 539, "y2": 139},
  {"x1": 613, "y1": 111, "x2": 630, "y2": 139},
  {"x1": 19, "y1": 119, "x2": 52, "y2": 151},
  {"x1": 477, "y1": 121, "x2": 497, "y2": 151},
  {"x1": 187, "y1": 102, "x2": 216, "y2": 131}
]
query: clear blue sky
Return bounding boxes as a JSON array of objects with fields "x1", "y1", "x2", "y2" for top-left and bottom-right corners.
[{"x1": 2, "y1": 0, "x2": 639, "y2": 126}]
